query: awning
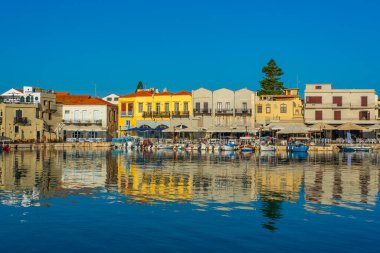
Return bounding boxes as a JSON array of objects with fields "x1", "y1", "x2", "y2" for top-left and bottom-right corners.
[
  {"x1": 263, "y1": 122, "x2": 307, "y2": 132},
  {"x1": 366, "y1": 124, "x2": 380, "y2": 130},
  {"x1": 276, "y1": 124, "x2": 310, "y2": 134},
  {"x1": 309, "y1": 122, "x2": 336, "y2": 132},
  {"x1": 162, "y1": 125, "x2": 200, "y2": 133},
  {"x1": 336, "y1": 122, "x2": 367, "y2": 131}
]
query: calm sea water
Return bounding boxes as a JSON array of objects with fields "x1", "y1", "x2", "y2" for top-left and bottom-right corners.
[{"x1": 0, "y1": 150, "x2": 379, "y2": 252}]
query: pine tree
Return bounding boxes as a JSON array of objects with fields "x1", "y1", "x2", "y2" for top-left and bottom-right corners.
[
  {"x1": 135, "y1": 81, "x2": 144, "y2": 92},
  {"x1": 258, "y1": 59, "x2": 286, "y2": 95}
]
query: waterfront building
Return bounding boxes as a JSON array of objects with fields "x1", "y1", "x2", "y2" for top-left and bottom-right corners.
[
  {"x1": 255, "y1": 88, "x2": 303, "y2": 126},
  {"x1": 304, "y1": 84, "x2": 379, "y2": 125},
  {"x1": 192, "y1": 88, "x2": 256, "y2": 134},
  {"x1": 56, "y1": 92, "x2": 118, "y2": 141},
  {"x1": 102, "y1": 93, "x2": 119, "y2": 105},
  {"x1": 118, "y1": 88, "x2": 194, "y2": 134},
  {"x1": 0, "y1": 86, "x2": 62, "y2": 141}
]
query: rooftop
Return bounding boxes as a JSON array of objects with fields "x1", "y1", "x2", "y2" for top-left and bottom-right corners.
[{"x1": 56, "y1": 93, "x2": 116, "y2": 106}]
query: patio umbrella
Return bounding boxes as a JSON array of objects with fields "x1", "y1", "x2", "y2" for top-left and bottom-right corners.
[
  {"x1": 309, "y1": 123, "x2": 336, "y2": 132},
  {"x1": 336, "y1": 122, "x2": 367, "y2": 131},
  {"x1": 366, "y1": 124, "x2": 380, "y2": 130}
]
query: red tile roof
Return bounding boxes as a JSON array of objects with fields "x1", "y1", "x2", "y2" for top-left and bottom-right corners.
[
  {"x1": 56, "y1": 93, "x2": 116, "y2": 106},
  {"x1": 173, "y1": 91, "x2": 191, "y2": 96},
  {"x1": 120, "y1": 90, "x2": 153, "y2": 98},
  {"x1": 15, "y1": 88, "x2": 23, "y2": 93}
]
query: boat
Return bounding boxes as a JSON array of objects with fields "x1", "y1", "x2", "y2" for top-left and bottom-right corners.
[
  {"x1": 287, "y1": 141, "x2": 309, "y2": 152},
  {"x1": 222, "y1": 143, "x2": 239, "y2": 151},
  {"x1": 339, "y1": 145, "x2": 373, "y2": 152},
  {"x1": 240, "y1": 145, "x2": 254, "y2": 152},
  {"x1": 157, "y1": 144, "x2": 174, "y2": 150},
  {"x1": 260, "y1": 144, "x2": 276, "y2": 151}
]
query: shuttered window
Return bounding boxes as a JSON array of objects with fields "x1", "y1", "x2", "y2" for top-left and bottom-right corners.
[
  {"x1": 307, "y1": 96, "x2": 322, "y2": 104},
  {"x1": 315, "y1": 111, "x2": 323, "y2": 120},
  {"x1": 361, "y1": 96, "x2": 368, "y2": 106},
  {"x1": 332, "y1": 96, "x2": 342, "y2": 106},
  {"x1": 334, "y1": 111, "x2": 341, "y2": 120}
]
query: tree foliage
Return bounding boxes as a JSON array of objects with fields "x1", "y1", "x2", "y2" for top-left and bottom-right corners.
[
  {"x1": 135, "y1": 81, "x2": 144, "y2": 92},
  {"x1": 258, "y1": 59, "x2": 286, "y2": 96}
]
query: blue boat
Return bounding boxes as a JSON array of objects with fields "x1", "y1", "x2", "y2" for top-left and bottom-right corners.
[
  {"x1": 339, "y1": 146, "x2": 373, "y2": 152},
  {"x1": 287, "y1": 141, "x2": 309, "y2": 152}
]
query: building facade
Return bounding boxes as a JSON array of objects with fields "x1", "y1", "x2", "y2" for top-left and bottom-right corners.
[
  {"x1": 0, "y1": 86, "x2": 62, "y2": 141},
  {"x1": 56, "y1": 93, "x2": 118, "y2": 141},
  {"x1": 255, "y1": 88, "x2": 303, "y2": 126},
  {"x1": 118, "y1": 88, "x2": 193, "y2": 133},
  {"x1": 192, "y1": 88, "x2": 256, "y2": 133},
  {"x1": 304, "y1": 84, "x2": 379, "y2": 125},
  {"x1": 102, "y1": 93, "x2": 119, "y2": 105}
]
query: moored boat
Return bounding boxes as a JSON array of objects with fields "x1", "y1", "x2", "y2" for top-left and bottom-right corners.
[
  {"x1": 240, "y1": 145, "x2": 254, "y2": 152},
  {"x1": 222, "y1": 143, "x2": 239, "y2": 151},
  {"x1": 287, "y1": 141, "x2": 309, "y2": 152},
  {"x1": 260, "y1": 144, "x2": 276, "y2": 152},
  {"x1": 339, "y1": 145, "x2": 373, "y2": 152}
]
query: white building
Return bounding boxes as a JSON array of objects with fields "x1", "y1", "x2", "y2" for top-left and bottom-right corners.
[{"x1": 102, "y1": 93, "x2": 119, "y2": 105}]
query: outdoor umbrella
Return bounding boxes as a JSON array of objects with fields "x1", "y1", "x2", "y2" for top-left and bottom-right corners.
[
  {"x1": 336, "y1": 122, "x2": 367, "y2": 131},
  {"x1": 309, "y1": 123, "x2": 336, "y2": 131}
]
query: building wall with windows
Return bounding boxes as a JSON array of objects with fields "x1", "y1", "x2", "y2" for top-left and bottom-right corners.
[
  {"x1": 118, "y1": 89, "x2": 193, "y2": 133},
  {"x1": 304, "y1": 84, "x2": 378, "y2": 125},
  {"x1": 192, "y1": 87, "x2": 256, "y2": 132},
  {"x1": 255, "y1": 88, "x2": 303, "y2": 125},
  {"x1": 57, "y1": 93, "x2": 117, "y2": 141}
]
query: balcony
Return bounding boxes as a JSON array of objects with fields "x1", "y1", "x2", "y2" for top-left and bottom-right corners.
[
  {"x1": 215, "y1": 109, "x2": 234, "y2": 116},
  {"x1": 171, "y1": 111, "x2": 190, "y2": 118},
  {"x1": 120, "y1": 111, "x2": 133, "y2": 117},
  {"x1": 64, "y1": 119, "x2": 102, "y2": 125},
  {"x1": 42, "y1": 104, "x2": 58, "y2": 113},
  {"x1": 235, "y1": 108, "x2": 252, "y2": 116},
  {"x1": 193, "y1": 109, "x2": 212, "y2": 116},
  {"x1": 14, "y1": 117, "x2": 30, "y2": 125},
  {"x1": 305, "y1": 103, "x2": 376, "y2": 109},
  {"x1": 153, "y1": 112, "x2": 171, "y2": 118},
  {"x1": 142, "y1": 112, "x2": 153, "y2": 118}
]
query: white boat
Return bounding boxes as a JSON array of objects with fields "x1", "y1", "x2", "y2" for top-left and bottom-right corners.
[
  {"x1": 222, "y1": 143, "x2": 239, "y2": 151},
  {"x1": 260, "y1": 144, "x2": 276, "y2": 151},
  {"x1": 157, "y1": 144, "x2": 174, "y2": 150}
]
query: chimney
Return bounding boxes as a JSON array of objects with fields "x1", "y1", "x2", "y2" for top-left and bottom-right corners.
[{"x1": 163, "y1": 88, "x2": 167, "y2": 92}]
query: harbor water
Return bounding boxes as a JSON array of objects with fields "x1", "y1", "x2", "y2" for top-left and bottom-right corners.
[{"x1": 0, "y1": 150, "x2": 379, "y2": 252}]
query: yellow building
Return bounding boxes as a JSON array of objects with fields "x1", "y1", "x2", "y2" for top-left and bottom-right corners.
[
  {"x1": 255, "y1": 88, "x2": 303, "y2": 125},
  {"x1": 118, "y1": 88, "x2": 193, "y2": 133}
]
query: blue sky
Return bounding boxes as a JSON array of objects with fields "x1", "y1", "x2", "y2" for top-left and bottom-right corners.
[{"x1": 1, "y1": 0, "x2": 379, "y2": 97}]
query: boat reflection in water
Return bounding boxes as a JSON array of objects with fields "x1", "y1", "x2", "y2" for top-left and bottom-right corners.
[{"x1": 0, "y1": 149, "x2": 380, "y2": 251}]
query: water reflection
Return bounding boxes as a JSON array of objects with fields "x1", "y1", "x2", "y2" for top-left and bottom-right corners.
[{"x1": 1, "y1": 150, "x2": 379, "y2": 230}]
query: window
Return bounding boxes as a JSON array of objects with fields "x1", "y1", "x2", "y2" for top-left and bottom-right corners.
[
  {"x1": 165, "y1": 102, "x2": 170, "y2": 112},
  {"x1": 121, "y1": 103, "x2": 126, "y2": 116},
  {"x1": 217, "y1": 102, "x2": 222, "y2": 111},
  {"x1": 295, "y1": 109, "x2": 299, "y2": 115},
  {"x1": 128, "y1": 103, "x2": 133, "y2": 116},
  {"x1": 147, "y1": 103, "x2": 152, "y2": 113},
  {"x1": 184, "y1": 102, "x2": 189, "y2": 112},
  {"x1": 93, "y1": 110, "x2": 100, "y2": 121},
  {"x1": 334, "y1": 111, "x2": 341, "y2": 120},
  {"x1": 35, "y1": 97, "x2": 38, "y2": 101},
  {"x1": 195, "y1": 102, "x2": 200, "y2": 112},
  {"x1": 306, "y1": 96, "x2": 322, "y2": 104},
  {"x1": 114, "y1": 97, "x2": 118, "y2": 101},
  {"x1": 15, "y1": 126, "x2": 19, "y2": 133},
  {"x1": 361, "y1": 96, "x2": 368, "y2": 106},
  {"x1": 26, "y1": 96, "x2": 31, "y2": 103},
  {"x1": 138, "y1": 103, "x2": 143, "y2": 113},
  {"x1": 72, "y1": 131, "x2": 81, "y2": 139},
  {"x1": 15, "y1": 109, "x2": 22, "y2": 118},
  {"x1": 225, "y1": 102, "x2": 230, "y2": 110},
  {"x1": 64, "y1": 110, "x2": 70, "y2": 121},
  {"x1": 315, "y1": 111, "x2": 323, "y2": 120},
  {"x1": 266, "y1": 104, "x2": 271, "y2": 113},
  {"x1": 257, "y1": 105, "x2": 262, "y2": 113},
  {"x1": 107, "y1": 98, "x2": 112, "y2": 101},
  {"x1": 20, "y1": 97, "x2": 25, "y2": 103},
  {"x1": 359, "y1": 111, "x2": 370, "y2": 120},
  {"x1": 203, "y1": 102, "x2": 209, "y2": 113},
  {"x1": 125, "y1": 120, "x2": 131, "y2": 128},
  {"x1": 36, "y1": 108, "x2": 40, "y2": 119},
  {"x1": 156, "y1": 103, "x2": 161, "y2": 113},
  {"x1": 333, "y1": 96, "x2": 342, "y2": 106},
  {"x1": 315, "y1": 86, "x2": 322, "y2": 89},
  {"x1": 88, "y1": 131, "x2": 97, "y2": 138},
  {"x1": 74, "y1": 110, "x2": 80, "y2": 122},
  {"x1": 280, "y1": 104, "x2": 287, "y2": 113},
  {"x1": 82, "y1": 110, "x2": 88, "y2": 121},
  {"x1": 174, "y1": 102, "x2": 179, "y2": 112},
  {"x1": 242, "y1": 102, "x2": 247, "y2": 111}
]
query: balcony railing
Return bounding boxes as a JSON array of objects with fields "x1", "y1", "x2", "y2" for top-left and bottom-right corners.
[
  {"x1": 235, "y1": 108, "x2": 252, "y2": 115},
  {"x1": 215, "y1": 109, "x2": 234, "y2": 115},
  {"x1": 171, "y1": 111, "x2": 190, "y2": 118},
  {"x1": 64, "y1": 119, "x2": 102, "y2": 125},
  {"x1": 14, "y1": 117, "x2": 30, "y2": 125},
  {"x1": 153, "y1": 112, "x2": 171, "y2": 118},
  {"x1": 142, "y1": 111, "x2": 153, "y2": 118},
  {"x1": 120, "y1": 111, "x2": 133, "y2": 117},
  {"x1": 193, "y1": 109, "x2": 212, "y2": 116}
]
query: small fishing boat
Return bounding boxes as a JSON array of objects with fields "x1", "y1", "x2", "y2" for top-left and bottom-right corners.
[
  {"x1": 240, "y1": 145, "x2": 254, "y2": 152},
  {"x1": 222, "y1": 143, "x2": 239, "y2": 151},
  {"x1": 287, "y1": 141, "x2": 309, "y2": 152},
  {"x1": 260, "y1": 144, "x2": 276, "y2": 152},
  {"x1": 339, "y1": 145, "x2": 373, "y2": 152},
  {"x1": 157, "y1": 144, "x2": 174, "y2": 150}
]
